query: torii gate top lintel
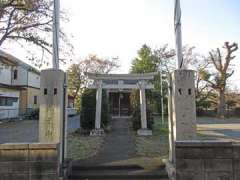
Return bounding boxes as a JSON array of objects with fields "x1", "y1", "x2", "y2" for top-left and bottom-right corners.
[
  {"x1": 86, "y1": 72, "x2": 158, "y2": 80},
  {"x1": 86, "y1": 72, "x2": 158, "y2": 90}
]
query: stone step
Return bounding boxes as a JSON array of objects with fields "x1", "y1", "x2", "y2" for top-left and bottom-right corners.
[
  {"x1": 69, "y1": 173, "x2": 169, "y2": 180},
  {"x1": 71, "y1": 169, "x2": 167, "y2": 175},
  {"x1": 71, "y1": 164, "x2": 145, "y2": 171},
  {"x1": 69, "y1": 164, "x2": 169, "y2": 180},
  {"x1": 69, "y1": 176, "x2": 169, "y2": 180}
]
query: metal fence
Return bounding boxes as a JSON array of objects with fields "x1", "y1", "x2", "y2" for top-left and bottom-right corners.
[
  {"x1": 0, "y1": 108, "x2": 78, "y2": 121},
  {"x1": 0, "y1": 108, "x2": 39, "y2": 121}
]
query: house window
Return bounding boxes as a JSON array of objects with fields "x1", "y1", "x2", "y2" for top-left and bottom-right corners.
[
  {"x1": 0, "y1": 97, "x2": 6, "y2": 106},
  {"x1": 34, "y1": 96, "x2": 37, "y2": 105},
  {"x1": 13, "y1": 69, "x2": 18, "y2": 79},
  {"x1": 0, "y1": 97, "x2": 18, "y2": 106}
]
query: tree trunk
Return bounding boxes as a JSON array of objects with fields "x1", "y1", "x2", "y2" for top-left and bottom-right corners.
[{"x1": 217, "y1": 89, "x2": 225, "y2": 119}]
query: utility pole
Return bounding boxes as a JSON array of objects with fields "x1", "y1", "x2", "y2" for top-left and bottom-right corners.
[
  {"x1": 53, "y1": 0, "x2": 60, "y2": 69},
  {"x1": 174, "y1": 0, "x2": 184, "y2": 69},
  {"x1": 160, "y1": 61, "x2": 164, "y2": 124}
]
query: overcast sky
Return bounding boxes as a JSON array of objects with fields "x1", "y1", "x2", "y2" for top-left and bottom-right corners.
[{"x1": 2, "y1": 0, "x2": 240, "y2": 89}]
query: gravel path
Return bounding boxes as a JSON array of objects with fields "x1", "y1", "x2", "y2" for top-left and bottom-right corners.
[{"x1": 76, "y1": 118, "x2": 136, "y2": 166}]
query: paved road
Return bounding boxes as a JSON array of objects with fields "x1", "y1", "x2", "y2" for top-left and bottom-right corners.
[
  {"x1": 0, "y1": 115, "x2": 80, "y2": 144},
  {"x1": 197, "y1": 117, "x2": 240, "y2": 141}
]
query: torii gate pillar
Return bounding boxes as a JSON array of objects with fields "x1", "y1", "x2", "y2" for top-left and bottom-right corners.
[{"x1": 90, "y1": 80, "x2": 105, "y2": 136}]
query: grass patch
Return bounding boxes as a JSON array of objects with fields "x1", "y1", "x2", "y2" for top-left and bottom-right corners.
[
  {"x1": 108, "y1": 157, "x2": 165, "y2": 170},
  {"x1": 197, "y1": 133, "x2": 218, "y2": 140},
  {"x1": 152, "y1": 116, "x2": 168, "y2": 135},
  {"x1": 67, "y1": 132, "x2": 104, "y2": 160},
  {"x1": 134, "y1": 116, "x2": 169, "y2": 159},
  {"x1": 135, "y1": 135, "x2": 168, "y2": 158}
]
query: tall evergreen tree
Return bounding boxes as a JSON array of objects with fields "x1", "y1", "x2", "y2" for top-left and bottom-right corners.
[{"x1": 131, "y1": 44, "x2": 158, "y2": 73}]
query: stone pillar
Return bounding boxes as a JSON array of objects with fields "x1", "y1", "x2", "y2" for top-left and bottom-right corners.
[
  {"x1": 165, "y1": 70, "x2": 197, "y2": 178},
  {"x1": 137, "y1": 80, "x2": 152, "y2": 136},
  {"x1": 171, "y1": 69, "x2": 197, "y2": 141},
  {"x1": 95, "y1": 81, "x2": 102, "y2": 129},
  {"x1": 39, "y1": 69, "x2": 66, "y2": 143},
  {"x1": 167, "y1": 70, "x2": 197, "y2": 163},
  {"x1": 168, "y1": 75, "x2": 175, "y2": 163},
  {"x1": 90, "y1": 80, "x2": 104, "y2": 136},
  {"x1": 140, "y1": 83, "x2": 147, "y2": 129}
]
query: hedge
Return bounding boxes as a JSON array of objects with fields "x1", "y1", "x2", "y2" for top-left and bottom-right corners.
[
  {"x1": 130, "y1": 90, "x2": 153, "y2": 130},
  {"x1": 80, "y1": 89, "x2": 109, "y2": 130}
]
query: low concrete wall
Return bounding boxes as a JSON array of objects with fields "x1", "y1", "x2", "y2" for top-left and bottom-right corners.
[
  {"x1": 166, "y1": 141, "x2": 240, "y2": 180},
  {"x1": 0, "y1": 143, "x2": 59, "y2": 180}
]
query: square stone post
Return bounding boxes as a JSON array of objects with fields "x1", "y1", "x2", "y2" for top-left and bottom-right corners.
[
  {"x1": 39, "y1": 69, "x2": 68, "y2": 176},
  {"x1": 90, "y1": 80, "x2": 104, "y2": 136},
  {"x1": 39, "y1": 69, "x2": 66, "y2": 143},
  {"x1": 167, "y1": 69, "x2": 197, "y2": 164},
  {"x1": 171, "y1": 69, "x2": 197, "y2": 141},
  {"x1": 165, "y1": 70, "x2": 197, "y2": 179},
  {"x1": 137, "y1": 80, "x2": 152, "y2": 136}
]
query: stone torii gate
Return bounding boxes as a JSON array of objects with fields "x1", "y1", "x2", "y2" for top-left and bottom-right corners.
[{"x1": 86, "y1": 72, "x2": 158, "y2": 136}]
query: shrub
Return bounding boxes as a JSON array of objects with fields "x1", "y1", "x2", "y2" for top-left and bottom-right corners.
[
  {"x1": 234, "y1": 107, "x2": 240, "y2": 116},
  {"x1": 130, "y1": 90, "x2": 154, "y2": 131},
  {"x1": 22, "y1": 108, "x2": 39, "y2": 120},
  {"x1": 131, "y1": 108, "x2": 153, "y2": 130},
  {"x1": 81, "y1": 89, "x2": 109, "y2": 130},
  {"x1": 30, "y1": 108, "x2": 39, "y2": 119}
]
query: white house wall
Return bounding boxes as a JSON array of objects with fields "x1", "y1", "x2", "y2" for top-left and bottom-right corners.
[
  {"x1": 28, "y1": 71, "x2": 40, "y2": 88},
  {"x1": 0, "y1": 89, "x2": 19, "y2": 98},
  {"x1": 12, "y1": 66, "x2": 28, "y2": 86},
  {"x1": 0, "y1": 89, "x2": 20, "y2": 119},
  {"x1": 0, "y1": 63, "x2": 11, "y2": 85}
]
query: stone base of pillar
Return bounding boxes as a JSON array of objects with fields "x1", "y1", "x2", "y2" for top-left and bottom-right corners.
[
  {"x1": 163, "y1": 159, "x2": 176, "y2": 180},
  {"x1": 90, "y1": 129, "x2": 105, "y2": 136},
  {"x1": 137, "y1": 129, "x2": 152, "y2": 136}
]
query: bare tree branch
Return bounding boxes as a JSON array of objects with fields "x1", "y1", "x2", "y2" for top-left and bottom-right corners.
[
  {"x1": 206, "y1": 42, "x2": 238, "y2": 118},
  {"x1": 0, "y1": 0, "x2": 73, "y2": 66}
]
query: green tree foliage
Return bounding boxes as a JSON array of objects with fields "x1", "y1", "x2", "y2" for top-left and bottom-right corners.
[
  {"x1": 130, "y1": 44, "x2": 172, "y2": 113},
  {"x1": 131, "y1": 44, "x2": 158, "y2": 73},
  {"x1": 129, "y1": 45, "x2": 159, "y2": 129},
  {"x1": 131, "y1": 44, "x2": 231, "y2": 117},
  {"x1": 67, "y1": 63, "x2": 85, "y2": 112},
  {"x1": 80, "y1": 89, "x2": 96, "y2": 130},
  {"x1": 130, "y1": 45, "x2": 158, "y2": 102},
  {"x1": 129, "y1": 90, "x2": 154, "y2": 130},
  {"x1": 81, "y1": 89, "x2": 109, "y2": 130}
]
